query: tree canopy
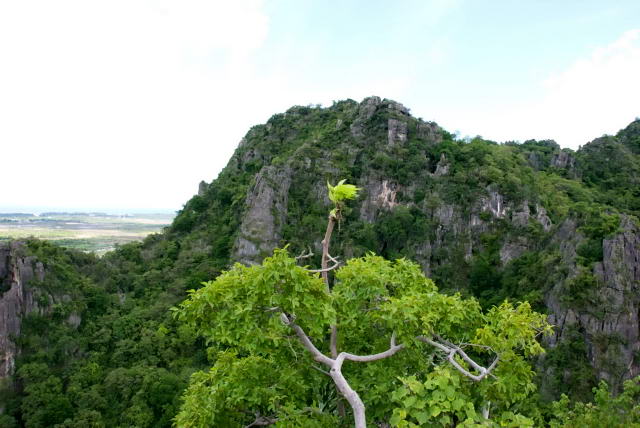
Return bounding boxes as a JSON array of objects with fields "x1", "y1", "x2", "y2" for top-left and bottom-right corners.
[{"x1": 173, "y1": 181, "x2": 552, "y2": 427}]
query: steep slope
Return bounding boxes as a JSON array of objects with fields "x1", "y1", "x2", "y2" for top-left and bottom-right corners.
[{"x1": 1, "y1": 98, "x2": 639, "y2": 427}]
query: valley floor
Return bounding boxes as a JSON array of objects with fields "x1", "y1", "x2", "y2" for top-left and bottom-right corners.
[{"x1": 0, "y1": 212, "x2": 173, "y2": 254}]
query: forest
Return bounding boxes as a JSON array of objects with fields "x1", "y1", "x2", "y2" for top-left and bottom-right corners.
[{"x1": 1, "y1": 97, "x2": 639, "y2": 427}]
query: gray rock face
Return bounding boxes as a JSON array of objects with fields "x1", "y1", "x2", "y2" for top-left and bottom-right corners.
[
  {"x1": 480, "y1": 189, "x2": 507, "y2": 219},
  {"x1": 500, "y1": 239, "x2": 528, "y2": 265},
  {"x1": 433, "y1": 153, "x2": 450, "y2": 177},
  {"x1": 551, "y1": 150, "x2": 576, "y2": 169},
  {"x1": 545, "y1": 216, "x2": 640, "y2": 390},
  {"x1": 511, "y1": 201, "x2": 531, "y2": 227},
  {"x1": 536, "y1": 205, "x2": 553, "y2": 231},
  {"x1": 359, "y1": 179, "x2": 399, "y2": 223},
  {"x1": 386, "y1": 100, "x2": 410, "y2": 116},
  {"x1": 198, "y1": 180, "x2": 208, "y2": 196},
  {"x1": 416, "y1": 121, "x2": 442, "y2": 142},
  {"x1": 434, "y1": 204, "x2": 456, "y2": 227},
  {"x1": 350, "y1": 96, "x2": 381, "y2": 137},
  {"x1": 233, "y1": 166, "x2": 292, "y2": 264},
  {"x1": 0, "y1": 242, "x2": 44, "y2": 378},
  {"x1": 527, "y1": 152, "x2": 544, "y2": 170},
  {"x1": 0, "y1": 242, "x2": 83, "y2": 380},
  {"x1": 387, "y1": 119, "x2": 408, "y2": 145}
]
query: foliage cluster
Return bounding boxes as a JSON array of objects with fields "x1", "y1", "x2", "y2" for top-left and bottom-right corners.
[{"x1": 174, "y1": 248, "x2": 551, "y2": 427}]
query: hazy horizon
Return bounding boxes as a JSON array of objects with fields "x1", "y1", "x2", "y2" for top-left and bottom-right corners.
[{"x1": 0, "y1": 205, "x2": 177, "y2": 215}]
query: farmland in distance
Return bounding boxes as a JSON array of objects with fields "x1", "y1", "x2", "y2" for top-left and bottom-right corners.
[{"x1": 0, "y1": 211, "x2": 174, "y2": 254}]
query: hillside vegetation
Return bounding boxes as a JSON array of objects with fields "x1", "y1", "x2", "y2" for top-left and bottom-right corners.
[{"x1": 1, "y1": 98, "x2": 639, "y2": 427}]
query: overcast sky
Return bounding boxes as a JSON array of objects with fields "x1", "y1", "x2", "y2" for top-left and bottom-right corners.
[{"x1": 1, "y1": 1, "x2": 639, "y2": 212}]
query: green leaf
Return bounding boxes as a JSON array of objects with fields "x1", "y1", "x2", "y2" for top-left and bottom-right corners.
[
  {"x1": 327, "y1": 179, "x2": 360, "y2": 204},
  {"x1": 403, "y1": 396, "x2": 417, "y2": 408},
  {"x1": 415, "y1": 411, "x2": 429, "y2": 424}
]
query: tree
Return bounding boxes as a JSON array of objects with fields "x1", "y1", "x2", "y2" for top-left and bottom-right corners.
[
  {"x1": 549, "y1": 376, "x2": 640, "y2": 427},
  {"x1": 173, "y1": 181, "x2": 551, "y2": 427}
]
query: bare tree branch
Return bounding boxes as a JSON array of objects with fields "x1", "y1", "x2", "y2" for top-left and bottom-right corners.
[
  {"x1": 308, "y1": 259, "x2": 341, "y2": 273},
  {"x1": 319, "y1": 210, "x2": 347, "y2": 418},
  {"x1": 244, "y1": 412, "x2": 277, "y2": 427},
  {"x1": 326, "y1": 253, "x2": 339, "y2": 263},
  {"x1": 321, "y1": 214, "x2": 336, "y2": 290},
  {"x1": 295, "y1": 248, "x2": 314, "y2": 260},
  {"x1": 280, "y1": 313, "x2": 334, "y2": 367},
  {"x1": 312, "y1": 365, "x2": 331, "y2": 376},
  {"x1": 417, "y1": 336, "x2": 499, "y2": 382},
  {"x1": 339, "y1": 344, "x2": 406, "y2": 364}
]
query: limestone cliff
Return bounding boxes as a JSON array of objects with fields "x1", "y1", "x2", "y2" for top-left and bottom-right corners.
[
  {"x1": 0, "y1": 242, "x2": 45, "y2": 378},
  {"x1": 545, "y1": 216, "x2": 640, "y2": 392},
  {"x1": 0, "y1": 241, "x2": 81, "y2": 380}
]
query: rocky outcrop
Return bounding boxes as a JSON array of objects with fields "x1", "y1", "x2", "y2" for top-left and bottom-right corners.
[
  {"x1": 551, "y1": 150, "x2": 575, "y2": 169},
  {"x1": 350, "y1": 96, "x2": 381, "y2": 137},
  {"x1": 480, "y1": 188, "x2": 507, "y2": 219},
  {"x1": 387, "y1": 119, "x2": 408, "y2": 145},
  {"x1": 359, "y1": 179, "x2": 399, "y2": 222},
  {"x1": 500, "y1": 239, "x2": 528, "y2": 264},
  {"x1": 0, "y1": 241, "x2": 83, "y2": 379},
  {"x1": 0, "y1": 242, "x2": 45, "y2": 378},
  {"x1": 416, "y1": 121, "x2": 442, "y2": 143},
  {"x1": 536, "y1": 205, "x2": 553, "y2": 231},
  {"x1": 233, "y1": 166, "x2": 293, "y2": 264},
  {"x1": 545, "y1": 216, "x2": 640, "y2": 391},
  {"x1": 433, "y1": 153, "x2": 450, "y2": 177},
  {"x1": 197, "y1": 180, "x2": 208, "y2": 197}
]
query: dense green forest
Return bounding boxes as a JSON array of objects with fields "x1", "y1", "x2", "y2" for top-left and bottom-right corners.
[{"x1": 1, "y1": 98, "x2": 639, "y2": 427}]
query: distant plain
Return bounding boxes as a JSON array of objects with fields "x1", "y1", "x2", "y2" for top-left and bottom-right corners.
[{"x1": 0, "y1": 212, "x2": 174, "y2": 254}]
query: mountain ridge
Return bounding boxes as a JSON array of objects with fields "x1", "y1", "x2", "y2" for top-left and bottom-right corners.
[{"x1": 1, "y1": 96, "x2": 639, "y2": 427}]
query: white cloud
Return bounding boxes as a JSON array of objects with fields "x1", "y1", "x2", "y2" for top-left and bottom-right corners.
[
  {"x1": 446, "y1": 29, "x2": 640, "y2": 148},
  {"x1": 0, "y1": 0, "x2": 270, "y2": 210},
  {"x1": 537, "y1": 29, "x2": 640, "y2": 147}
]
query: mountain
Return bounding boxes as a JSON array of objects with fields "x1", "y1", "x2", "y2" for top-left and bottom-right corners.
[{"x1": 1, "y1": 97, "x2": 639, "y2": 427}]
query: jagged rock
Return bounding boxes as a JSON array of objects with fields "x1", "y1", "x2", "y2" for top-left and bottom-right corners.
[
  {"x1": 434, "y1": 204, "x2": 456, "y2": 227},
  {"x1": 527, "y1": 152, "x2": 544, "y2": 170},
  {"x1": 545, "y1": 216, "x2": 640, "y2": 391},
  {"x1": 535, "y1": 204, "x2": 553, "y2": 231},
  {"x1": 480, "y1": 189, "x2": 506, "y2": 218},
  {"x1": 386, "y1": 100, "x2": 410, "y2": 116},
  {"x1": 359, "y1": 179, "x2": 399, "y2": 222},
  {"x1": 233, "y1": 166, "x2": 292, "y2": 264},
  {"x1": 551, "y1": 151, "x2": 576, "y2": 169},
  {"x1": 66, "y1": 313, "x2": 82, "y2": 328},
  {"x1": 350, "y1": 96, "x2": 381, "y2": 137},
  {"x1": 0, "y1": 242, "x2": 48, "y2": 378},
  {"x1": 414, "y1": 241, "x2": 433, "y2": 275},
  {"x1": 197, "y1": 180, "x2": 208, "y2": 197},
  {"x1": 469, "y1": 213, "x2": 483, "y2": 228},
  {"x1": 387, "y1": 118, "x2": 408, "y2": 145},
  {"x1": 464, "y1": 240, "x2": 473, "y2": 261},
  {"x1": 500, "y1": 239, "x2": 527, "y2": 264},
  {"x1": 511, "y1": 201, "x2": 531, "y2": 227},
  {"x1": 416, "y1": 121, "x2": 441, "y2": 142},
  {"x1": 433, "y1": 153, "x2": 450, "y2": 177}
]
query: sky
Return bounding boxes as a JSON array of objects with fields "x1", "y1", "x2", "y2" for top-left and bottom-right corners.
[{"x1": 1, "y1": 0, "x2": 639, "y2": 212}]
